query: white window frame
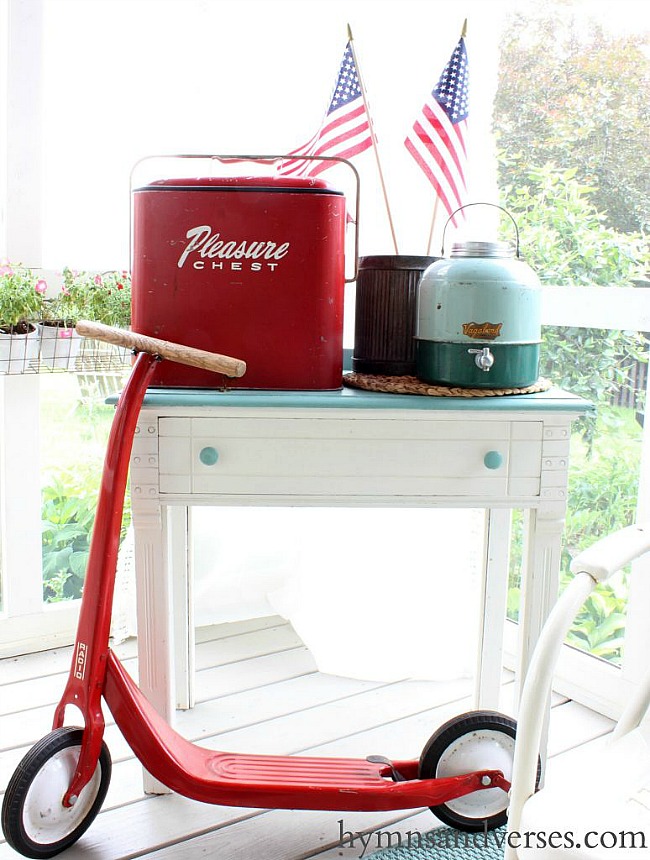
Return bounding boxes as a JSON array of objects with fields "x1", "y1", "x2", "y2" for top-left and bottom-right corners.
[
  {"x1": 1, "y1": 0, "x2": 81, "y2": 654},
  {"x1": 503, "y1": 286, "x2": 650, "y2": 720}
]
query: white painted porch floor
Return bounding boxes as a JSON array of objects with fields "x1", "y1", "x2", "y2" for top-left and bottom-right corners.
[{"x1": 0, "y1": 616, "x2": 614, "y2": 860}]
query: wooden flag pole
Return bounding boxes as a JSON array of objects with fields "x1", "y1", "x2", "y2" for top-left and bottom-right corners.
[
  {"x1": 426, "y1": 196, "x2": 441, "y2": 255},
  {"x1": 347, "y1": 24, "x2": 400, "y2": 254},
  {"x1": 425, "y1": 18, "x2": 468, "y2": 256}
]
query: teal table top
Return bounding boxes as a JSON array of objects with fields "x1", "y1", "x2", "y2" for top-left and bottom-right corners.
[{"x1": 131, "y1": 381, "x2": 593, "y2": 413}]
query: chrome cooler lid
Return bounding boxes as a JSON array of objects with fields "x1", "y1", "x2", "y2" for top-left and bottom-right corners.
[{"x1": 451, "y1": 241, "x2": 515, "y2": 258}]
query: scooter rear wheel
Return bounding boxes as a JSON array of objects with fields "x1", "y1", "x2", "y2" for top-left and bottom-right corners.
[
  {"x1": 1, "y1": 727, "x2": 111, "y2": 859},
  {"x1": 419, "y1": 710, "x2": 535, "y2": 832}
]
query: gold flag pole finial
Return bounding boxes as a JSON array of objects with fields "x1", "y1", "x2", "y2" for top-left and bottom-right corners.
[
  {"x1": 462, "y1": 18, "x2": 468, "y2": 38},
  {"x1": 347, "y1": 22, "x2": 353, "y2": 41}
]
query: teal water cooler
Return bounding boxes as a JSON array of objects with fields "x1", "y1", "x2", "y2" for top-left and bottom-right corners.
[{"x1": 415, "y1": 237, "x2": 542, "y2": 389}]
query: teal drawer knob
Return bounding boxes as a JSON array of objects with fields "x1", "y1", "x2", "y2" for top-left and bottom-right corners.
[
  {"x1": 484, "y1": 450, "x2": 503, "y2": 470},
  {"x1": 199, "y1": 446, "x2": 219, "y2": 466}
]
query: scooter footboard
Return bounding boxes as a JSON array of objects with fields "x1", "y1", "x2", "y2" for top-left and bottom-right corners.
[{"x1": 103, "y1": 651, "x2": 497, "y2": 812}]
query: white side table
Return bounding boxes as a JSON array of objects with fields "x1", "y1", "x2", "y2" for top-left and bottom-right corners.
[{"x1": 129, "y1": 385, "x2": 590, "y2": 791}]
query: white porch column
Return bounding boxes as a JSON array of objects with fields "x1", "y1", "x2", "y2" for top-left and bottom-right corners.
[
  {"x1": 0, "y1": 0, "x2": 44, "y2": 622},
  {"x1": 3, "y1": 0, "x2": 43, "y2": 262}
]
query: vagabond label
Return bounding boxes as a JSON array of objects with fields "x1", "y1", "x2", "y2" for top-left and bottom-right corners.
[{"x1": 462, "y1": 321, "x2": 503, "y2": 340}]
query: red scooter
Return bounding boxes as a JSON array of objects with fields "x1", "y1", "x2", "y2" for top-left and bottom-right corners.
[{"x1": 2, "y1": 322, "x2": 527, "y2": 858}]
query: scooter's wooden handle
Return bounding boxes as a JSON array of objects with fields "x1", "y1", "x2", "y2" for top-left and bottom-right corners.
[{"x1": 75, "y1": 320, "x2": 247, "y2": 378}]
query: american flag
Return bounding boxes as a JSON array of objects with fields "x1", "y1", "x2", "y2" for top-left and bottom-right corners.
[
  {"x1": 405, "y1": 35, "x2": 469, "y2": 224},
  {"x1": 278, "y1": 42, "x2": 373, "y2": 178}
]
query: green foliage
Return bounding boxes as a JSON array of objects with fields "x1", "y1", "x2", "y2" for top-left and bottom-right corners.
[
  {"x1": 0, "y1": 263, "x2": 131, "y2": 333},
  {"x1": 508, "y1": 408, "x2": 641, "y2": 664},
  {"x1": 494, "y1": 1, "x2": 650, "y2": 233},
  {"x1": 500, "y1": 163, "x2": 648, "y2": 430},
  {"x1": 500, "y1": 163, "x2": 647, "y2": 286},
  {"x1": 53, "y1": 268, "x2": 132, "y2": 327},
  {"x1": 497, "y1": 161, "x2": 647, "y2": 663},
  {"x1": 565, "y1": 586, "x2": 627, "y2": 661},
  {"x1": 0, "y1": 263, "x2": 46, "y2": 331},
  {"x1": 540, "y1": 328, "x2": 646, "y2": 408},
  {"x1": 557, "y1": 418, "x2": 639, "y2": 665},
  {"x1": 41, "y1": 462, "x2": 131, "y2": 603},
  {"x1": 565, "y1": 410, "x2": 641, "y2": 553}
]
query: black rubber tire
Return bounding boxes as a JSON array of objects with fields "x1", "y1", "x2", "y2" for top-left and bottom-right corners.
[
  {"x1": 1, "y1": 727, "x2": 111, "y2": 858},
  {"x1": 419, "y1": 709, "x2": 539, "y2": 832}
]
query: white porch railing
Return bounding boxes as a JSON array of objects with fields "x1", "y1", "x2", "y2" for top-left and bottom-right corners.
[{"x1": 1, "y1": 285, "x2": 649, "y2": 661}]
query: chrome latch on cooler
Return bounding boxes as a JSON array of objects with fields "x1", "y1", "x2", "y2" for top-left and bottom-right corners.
[{"x1": 468, "y1": 347, "x2": 495, "y2": 372}]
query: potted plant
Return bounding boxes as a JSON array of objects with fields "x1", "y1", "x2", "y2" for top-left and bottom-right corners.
[
  {"x1": 0, "y1": 262, "x2": 46, "y2": 373},
  {"x1": 39, "y1": 268, "x2": 132, "y2": 369},
  {"x1": 59, "y1": 268, "x2": 131, "y2": 328},
  {"x1": 59, "y1": 269, "x2": 132, "y2": 392},
  {"x1": 39, "y1": 274, "x2": 82, "y2": 370}
]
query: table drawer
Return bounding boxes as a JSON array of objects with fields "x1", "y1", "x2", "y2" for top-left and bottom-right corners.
[{"x1": 156, "y1": 417, "x2": 543, "y2": 498}]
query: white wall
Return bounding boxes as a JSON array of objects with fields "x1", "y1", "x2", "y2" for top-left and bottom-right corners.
[
  {"x1": 5, "y1": 0, "x2": 644, "y2": 272},
  {"x1": 39, "y1": 0, "x2": 512, "y2": 270}
]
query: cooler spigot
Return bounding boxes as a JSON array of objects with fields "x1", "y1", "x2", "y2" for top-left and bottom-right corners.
[{"x1": 468, "y1": 347, "x2": 494, "y2": 372}]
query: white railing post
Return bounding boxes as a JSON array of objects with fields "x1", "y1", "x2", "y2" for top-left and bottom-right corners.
[
  {"x1": 616, "y1": 336, "x2": 650, "y2": 686},
  {"x1": 539, "y1": 285, "x2": 650, "y2": 715}
]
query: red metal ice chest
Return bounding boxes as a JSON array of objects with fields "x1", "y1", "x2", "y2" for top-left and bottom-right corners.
[{"x1": 131, "y1": 175, "x2": 346, "y2": 389}]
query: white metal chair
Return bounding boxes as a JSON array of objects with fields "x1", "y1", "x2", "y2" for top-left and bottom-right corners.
[{"x1": 506, "y1": 522, "x2": 650, "y2": 858}]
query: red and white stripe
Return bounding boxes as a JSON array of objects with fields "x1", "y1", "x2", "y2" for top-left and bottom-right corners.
[
  {"x1": 405, "y1": 94, "x2": 468, "y2": 223},
  {"x1": 279, "y1": 102, "x2": 372, "y2": 178}
]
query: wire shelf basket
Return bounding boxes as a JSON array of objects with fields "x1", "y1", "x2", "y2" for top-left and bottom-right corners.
[{"x1": 0, "y1": 326, "x2": 132, "y2": 376}]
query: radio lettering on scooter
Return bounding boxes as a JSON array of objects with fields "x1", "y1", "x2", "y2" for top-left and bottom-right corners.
[
  {"x1": 73, "y1": 641, "x2": 88, "y2": 681},
  {"x1": 177, "y1": 225, "x2": 290, "y2": 268}
]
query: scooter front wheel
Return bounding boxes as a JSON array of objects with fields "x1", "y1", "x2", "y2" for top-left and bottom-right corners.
[
  {"x1": 419, "y1": 710, "x2": 537, "y2": 832},
  {"x1": 1, "y1": 727, "x2": 111, "y2": 859}
]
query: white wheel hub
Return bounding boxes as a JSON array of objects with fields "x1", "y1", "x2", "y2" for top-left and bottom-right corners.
[
  {"x1": 436, "y1": 729, "x2": 514, "y2": 819},
  {"x1": 22, "y1": 745, "x2": 101, "y2": 844}
]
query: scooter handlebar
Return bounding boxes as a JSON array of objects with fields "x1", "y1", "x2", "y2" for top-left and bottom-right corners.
[{"x1": 75, "y1": 320, "x2": 247, "y2": 378}]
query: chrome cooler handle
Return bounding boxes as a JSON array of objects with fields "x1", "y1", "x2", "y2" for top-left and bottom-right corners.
[{"x1": 441, "y1": 202, "x2": 520, "y2": 258}]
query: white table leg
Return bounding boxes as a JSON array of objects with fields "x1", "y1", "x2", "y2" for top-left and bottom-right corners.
[
  {"x1": 516, "y1": 507, "x2": 566, "y2": 777},
  {"x1": 132, "y1": 499, "x2": 174, "y2": 794},
  {"x1": 475, "y1": 508, "x2": 511, "y2": 711},
  {"x1": 517, "y1": 508, "x2": 565, "y2": 701},
  {"x1": 170, "y1": 505, "x2": 195, "y2": 710}
]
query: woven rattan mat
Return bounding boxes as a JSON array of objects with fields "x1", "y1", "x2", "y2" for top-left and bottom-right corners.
[{"x1": 343, "y1": 372, "x2": 552, "y2": 398}]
